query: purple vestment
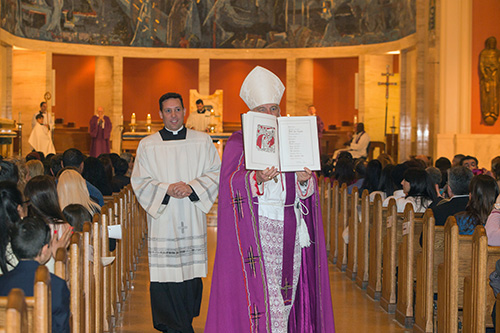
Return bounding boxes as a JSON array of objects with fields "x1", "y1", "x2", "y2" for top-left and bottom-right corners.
[
  {"x1": 89, "y1": 115, "x2": 111, "y2": 157},
  {"x1": 206, "y1": 131, "x2": 334, "y2": 332}
]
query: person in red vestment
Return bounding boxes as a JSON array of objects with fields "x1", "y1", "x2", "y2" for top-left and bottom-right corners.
[{"x1": 89, "y1": 106, "x2": 112, "y2": 157}]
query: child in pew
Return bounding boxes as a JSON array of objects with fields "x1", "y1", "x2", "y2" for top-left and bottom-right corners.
[
  {"x1": 0, "y1": 217, "x2": 70, "y2": 333},
  {"x1": 63, "y1": 203, "x2": 116, "y2": 251}
]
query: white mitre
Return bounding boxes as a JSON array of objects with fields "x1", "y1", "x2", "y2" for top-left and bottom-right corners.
[{"x1": 240, "y1": 66, "x2": 285, "y2": 110}]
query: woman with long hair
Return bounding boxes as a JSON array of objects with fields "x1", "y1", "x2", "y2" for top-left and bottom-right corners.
[
  {"x1": 396, "y1": 167, "x2": 438, "y2": 213},
  {"x1": 361, "y1": 159, "x2": 382, "y2": 193},
  {"x1": 24, "y1": 175, "x2": 65, "y2": 224},
  {"x1": 0, "y1": 181, "x2": 23, "y2": 274},
  {"x1": 57, "y1": 169, "x2": 101, "y2": 215},
  {"x1": 24, "y1": 175, "x2": 72, "y2": 268},
  {"x1": 456, "y1": 174, "x2": 499, "y2": 235}
]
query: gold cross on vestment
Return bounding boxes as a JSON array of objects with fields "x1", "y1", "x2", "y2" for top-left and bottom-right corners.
[
  {"x1": 244, "y1": 246, "x2": 260, "y2": 277},
  {"x1": 281, "y1": 278, "x2": 293, "y2": 300},
  {"x1": 250, "y1": 303, "x2": 263, "y2": 333},
  {"x1": 378, "y1": 65, "x2": 398, "y2": 136},
  {"x1": 231, "y1": 191, "x2": 245, "y2": 219}
]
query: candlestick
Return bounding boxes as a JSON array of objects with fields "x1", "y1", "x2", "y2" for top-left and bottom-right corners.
[
  {"x1": 147, "y1": 114, "x2": 151, "y2": 124},
  {"x1": 131, "y1": 113, "x2": 136, "y2": 125}
]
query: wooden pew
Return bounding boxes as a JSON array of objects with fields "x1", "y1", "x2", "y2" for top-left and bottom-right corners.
[
  {"x1": 113, "y1": 195, "x2": 123, "y2": 314},
  {"x1": 0, "y1": 265, "x2": 51, "y2": 333},
  {"x1": 54, "y1": 247, "x2": 68, "y2": 281},
  {"x1": 356, "y1": 189, "x2": 370, "y2": 289},
  {"x1": 0, "y1": 289, "x2": 28, "y2": 333},
  {"x1": 436, "y1": 216, "x2": 473, "y2": 333},
  {"x1": 414, "y1": 211, "x2": 444, "y2": 333},
  {"x1": 68, "y1": 233, "x2": 83, "y2": 333},
  {"x1": 346, "y1": 187, "x2": 360, "y2": 280},
  {"x1": 380, "y1": 198, "x2": 398, "y2": 313},
  {"x1": 92, "y1": 216, "x2": 104, "y2": 333},
  {"x1": 82, "y1": 222, "x2": 95, "y2": 333},
  {"x1": 329, "y1": 181, "x2": 339, "y2": 264},
  {"x1": 336, "y1": 183, "x2": 348, "y2": 271},
  {"x1": 100, "y1": 203, "x2": 112, "y2": 332},
  {"x1": 395, "y1": 204, "x2": 424, "y2": 328},
  {"x1": 324, "y1": 177, "x2": 332, "y2": 252},
  {"x1": 462, "y1": 225, "x2": 500, "y2": 331},
  {"x1": 367, "y1": 193, "x2": 384, "y2": 300}
]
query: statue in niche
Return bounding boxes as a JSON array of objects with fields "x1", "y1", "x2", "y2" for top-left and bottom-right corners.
[{"x1": 479, "y1": 36, "x2": 500, "y2": 125}]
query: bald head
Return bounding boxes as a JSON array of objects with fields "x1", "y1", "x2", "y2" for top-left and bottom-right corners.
[{"x1": 97, "y1": 107, "x2": 104, "y2": 118}]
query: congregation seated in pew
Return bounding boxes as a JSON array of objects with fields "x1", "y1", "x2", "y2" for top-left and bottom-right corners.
[{"x1": 0, "y1": 217, "x2": 70, "y2": 332}]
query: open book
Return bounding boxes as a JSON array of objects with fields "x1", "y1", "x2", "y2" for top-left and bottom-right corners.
[{"x1": 241, "y1": 111, "x2": 321, "y2": 172}]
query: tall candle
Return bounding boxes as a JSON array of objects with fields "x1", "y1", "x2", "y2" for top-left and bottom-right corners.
[
  {"x1": 131, "y1": 113, "x2": 136, "y2": 125},
  {"x1": 147, "y1": 114, "x2": 151, "y2": 124},
  {"x1": 354, "y1": 115, "x2": 358, "y2": 124},
  {"x1": 392, "y1": 116, "x2": 395, "y2": 127},
  {"x1": 18, "y1": 112, "x2": 21, "y2": 123}
]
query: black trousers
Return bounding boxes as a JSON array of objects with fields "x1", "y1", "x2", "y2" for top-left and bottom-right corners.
[{"x1": 150, "y1": 278, "x2": 203, "y2": 333}]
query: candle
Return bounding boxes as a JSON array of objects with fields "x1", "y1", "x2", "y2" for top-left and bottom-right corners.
[
  {"x1": 354, "y1": 115, "x2": 358, "y2": 124},
  {"x1": 392, "y1": 116, "x2": 395, "y2": 127},
  {"x1": 120, "y1": 114, "x2": 123, "y2": 126},
  {"x1": 147, "y1": 114, "x2": 151, "y2": 124},
  {"x1": 131, "y1": 113, "x2": 136, "y2": 125},
  {"x1": 18, "y1": 112, "x2": 21, "y2": 123}
]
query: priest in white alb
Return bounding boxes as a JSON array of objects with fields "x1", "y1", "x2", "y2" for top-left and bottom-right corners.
[{"x1": 131, "y1": 92, "x2": 220, "y2": 333}]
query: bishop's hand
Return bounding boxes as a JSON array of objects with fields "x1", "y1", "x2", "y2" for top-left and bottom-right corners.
[
  {"x1": 255, "y1": 167, "x2": 280, "y2": 184},
  {"x1": 296, "y1": 167, "x2": 312, "y2": 185}
]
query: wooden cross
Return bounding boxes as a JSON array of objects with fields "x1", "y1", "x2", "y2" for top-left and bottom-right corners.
[
  {"x1": 244, "y1": 246, "x2": 260, "y2": 277},
  {"x1": 250, "y1": 303, "x2": 263, "y2": 332},
  {"x1": 378, "y1": 65, "x2": 398, "y2": 136},
  {"x1": 231, "y1": 191, "x2": 245, "y2": 219},
  {"x1": 178, "y1": 221, "x2": 188, "y2": 234}
]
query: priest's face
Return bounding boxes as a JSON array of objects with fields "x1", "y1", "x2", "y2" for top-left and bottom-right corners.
[
  {"x1": 253, "y1": 103, "x2": 280, "y2": 117},
  {"x1": 159, "y1": 98, "x2": 186, "y2": 131}
]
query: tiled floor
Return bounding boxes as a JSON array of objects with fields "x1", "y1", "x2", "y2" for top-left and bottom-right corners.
[{"x1": 116, "y1": 227, "x2": 409, "y2": 332}]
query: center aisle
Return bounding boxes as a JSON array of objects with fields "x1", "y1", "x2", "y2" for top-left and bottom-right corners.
[{"x1": 116, "y1": 226, "x2": 409, "y2": 332}]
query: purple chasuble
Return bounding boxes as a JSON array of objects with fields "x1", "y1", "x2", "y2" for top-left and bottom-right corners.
[
  {"x1": 89, "y1": 115, "x2": 111, "y2": 157},
  {"x1": 206, "y1": 131, "x2": 335, "y2": 332}
]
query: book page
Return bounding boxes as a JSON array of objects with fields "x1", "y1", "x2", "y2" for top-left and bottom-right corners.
[
  {"x1": 277, "y1": 116, "x2": 321, "y2": 172},
  {"x1": 242, "y1": 111, "x2": 279, "y2": 170}
]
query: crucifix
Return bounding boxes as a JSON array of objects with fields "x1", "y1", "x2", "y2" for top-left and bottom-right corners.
[{"x1": 378, "y1": 65, "x2": 398, "y2": 136}]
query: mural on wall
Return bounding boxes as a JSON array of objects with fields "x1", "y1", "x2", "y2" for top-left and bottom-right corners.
[{"x1": 0, "y1": 0, "x2": 415, "y2": 48}]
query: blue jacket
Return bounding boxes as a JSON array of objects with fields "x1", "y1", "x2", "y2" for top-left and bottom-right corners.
[{"x1": 0, "y1": 260, "x2": 70, "y2": 333}]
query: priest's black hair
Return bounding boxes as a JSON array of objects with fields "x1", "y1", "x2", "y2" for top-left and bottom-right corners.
[{"x1": 159, "y1": 92, "x2": 184, "y2": 110}]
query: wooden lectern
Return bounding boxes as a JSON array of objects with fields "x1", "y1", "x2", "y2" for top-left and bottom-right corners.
[{"x1": 386, "y1": 134, "x2": 398, "y2": 162}]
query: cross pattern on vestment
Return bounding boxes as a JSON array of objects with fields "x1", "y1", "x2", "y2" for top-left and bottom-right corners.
[
  {"x1": 281, "y1": 278, "x2": 293, "y2": 302},
  {"x1": 250, "y1": 303, "x2": 263, "y2": 333},
  {"x1": 178, "y1": 221, "x2": 188, "y2": 234},
  {"x1": 378, "y1": 65, "x2": 398, "y2": 136},
  {"x1": 231, "y1": 191, "x2": 245, "y2": 219},
  {"x1": 244, "y1": 246, "x2": 260, "y2": 278}
]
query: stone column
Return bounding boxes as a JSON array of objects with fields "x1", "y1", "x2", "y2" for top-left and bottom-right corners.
[
  {"x1": 436, "y1": 0, "x2": 472, "y2": 159},
  {"x1": 295, "y1": 58, "x2": 314, "y2": 115},
  {"x1": 0, "y1": 44, "x2": 12, "y2": 120},
  {"x1": 95, "y1": 56, "x2": 118, "y2": 153},
  {"x1": 199, "y1": 57, "x2": 210, "y2": 96},
  {"x1": 286, "y1": 58, "x2": 297, "y2": 115},
  {"x1": 112, "y1": 56, "x2": 123, "y2": 154},
  {"x1": 358, "y1": 54, "x2": 399, "y2": 145},
  {"x1": 12, "y1": 50, "x2": 50, "y2": 156}
]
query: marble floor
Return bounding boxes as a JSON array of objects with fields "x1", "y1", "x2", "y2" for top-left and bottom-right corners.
[{"x1": 115, "y1": 227, "x2": 409, "y2": 332}]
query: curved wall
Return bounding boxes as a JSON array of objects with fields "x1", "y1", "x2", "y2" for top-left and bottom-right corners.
[{"x1": 0, "y1": 0, "x2": 416, "y2": 48}]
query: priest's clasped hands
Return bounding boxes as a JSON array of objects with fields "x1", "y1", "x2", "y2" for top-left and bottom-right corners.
[
  {"x1": 255, "y1": 167, "x2": 313, "y2": 185},
  {"x1": 167, "y1": 182, "x2": 193, "y2": 199}
]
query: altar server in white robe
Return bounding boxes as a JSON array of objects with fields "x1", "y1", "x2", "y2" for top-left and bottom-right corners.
[
  {"x1": 131, "y1": 92, "x2": 220, "y2": 333},
  {"x1": 28, "y1": 113, "x2": 56, "y2": 156}
]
